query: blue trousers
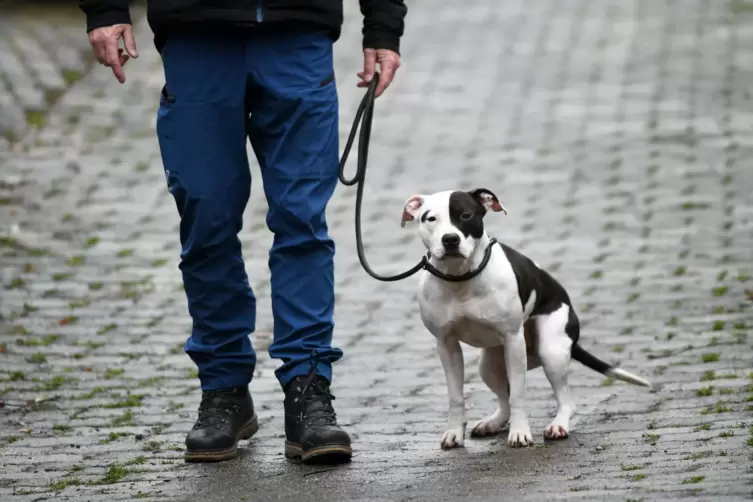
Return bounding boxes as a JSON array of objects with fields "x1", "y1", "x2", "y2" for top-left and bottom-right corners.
[{"x1": 155, "y1": 27, "x2": 343, "y2": 391}]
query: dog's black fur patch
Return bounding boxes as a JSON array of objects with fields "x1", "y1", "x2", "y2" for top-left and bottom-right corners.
[
  {"x1": 499, "y1": 243, "x2": 580, "y2": 344},
  {"x1": 449, "y1": 191, "x2": 485, "y2": 238}
]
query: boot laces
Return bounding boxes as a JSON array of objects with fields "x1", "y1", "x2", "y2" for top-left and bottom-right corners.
[
  {"x1": 194, "y1": 390, "x2": 240, "y2": 430},
  {"x1": 298, "y1": 355, "x2": 337, "y2": 427}
]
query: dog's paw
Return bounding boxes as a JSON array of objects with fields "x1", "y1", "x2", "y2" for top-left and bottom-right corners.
[
  {"x1": 507, "y1": 421, "x2": 534, "y2": 448},
  {"x1": 440, "y1": 427, "x2": 465, "y2": 449},
  {"x1": 544, "y1": 422, "x2": 569, "y2": 440},
  {"x1": 470, "y1": 414, "x2": 508, "y2": 437}
]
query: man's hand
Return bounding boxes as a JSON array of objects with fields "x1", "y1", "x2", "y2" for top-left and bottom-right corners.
[
  {"x1": 88, "y1": 24, "x2": 138, "y2": 84},
  {"x1": 357, "y1": 48, "x2": 400, "y2": 97}
]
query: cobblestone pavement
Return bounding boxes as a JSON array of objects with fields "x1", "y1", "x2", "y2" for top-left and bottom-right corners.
[
  {"x1": 0, "y1": 2, "x2": 145, "y2": 148},
  {"x1": 2, "y1": 0, "x2": 753, "y2": 501}
]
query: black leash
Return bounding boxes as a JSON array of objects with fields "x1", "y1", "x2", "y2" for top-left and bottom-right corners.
[{"x1": 338, "y1": 72, "x2": 497, "y2": 283}]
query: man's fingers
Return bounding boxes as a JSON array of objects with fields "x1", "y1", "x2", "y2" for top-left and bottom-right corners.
[
  {"x1": 123, "y1": 25, "x2": 139, "y2": 58},
  {"x1": 357, "y1": 49, "x2": 401, "y2": 96},
  {"x1": 88, "y1": 31, "x2": 105, "y2": 63},
  {"x1": 86, "y1": 25, "x2": 134, "y2": 83},
  {"x1": 104, "y1": 39, "x2": 121, "y2": 66},
  {"x1": 104, "y1": 39, "x2": 125, "y2": 83},
  {"x1": 96, "y1": 46, "x2": 107, "y2": 65},
  {"x1": 375, "y1": 63, "x2": 396, "y2": 97},
  {"x1": 110, "y1": 64, "x2": 126, "y2": 84},
  {"x1": 361, "y1": 49, "x2": 377, "y2": 84},
  {"x1": 117, "y1": 48, "x2": 130, "y2": 66},
  {"x1": 90, "y1": 40, "x2": 107, "y2": 65},
  {"x1": 374, "y1": 50, "x2": 400, "y2": 97},
  {"x1": 356, "y1": 71, "x2": 369, "y2": 88}
]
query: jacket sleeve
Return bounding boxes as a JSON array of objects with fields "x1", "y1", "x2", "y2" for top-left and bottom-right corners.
[
  {"x1": 359, "y1": 0, "x2": 408, "y2": 54},
  {"x1": 79, "y1": 0, "x2": 132, "y2": 32}
]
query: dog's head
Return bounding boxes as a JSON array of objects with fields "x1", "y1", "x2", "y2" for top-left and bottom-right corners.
[{"x1": 400, "y1": 188, "x2": 507, "y2": 261}]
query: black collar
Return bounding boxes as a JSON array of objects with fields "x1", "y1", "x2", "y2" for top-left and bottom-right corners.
[{"x1": 422, "y1": 238, "x2": 498, "y2": 282}]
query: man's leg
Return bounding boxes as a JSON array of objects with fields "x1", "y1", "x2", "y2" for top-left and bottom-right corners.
[
  {"x1": 156, "y1": 32, "x2": 259, "y2": 462},
  {"x1": 246, "y1": 26, "x2": 350, "y2": 464}
]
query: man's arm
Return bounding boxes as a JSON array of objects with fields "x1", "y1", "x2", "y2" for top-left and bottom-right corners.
[
  {"x1": 359, "y1": 0, "x2": 408, "y2": 54},
  {"x1": 79, "y1": 0, "x2": 132, "y2": 33}
]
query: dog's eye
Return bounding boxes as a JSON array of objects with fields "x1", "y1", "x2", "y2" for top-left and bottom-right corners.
[
  {"x1": 427, "y1": 216, "x2": 437, "y2": 222},
  {"x1": 461, "y1": 212, "x2": 472, "y2": 220}
]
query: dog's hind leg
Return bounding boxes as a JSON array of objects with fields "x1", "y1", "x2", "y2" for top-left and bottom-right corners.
[
  {"x1": 536, "y1": 305, "x2": 577, "y2": 440},
  {"x1": 470, "y1": 345, "x2": 510, "y2": 437}
]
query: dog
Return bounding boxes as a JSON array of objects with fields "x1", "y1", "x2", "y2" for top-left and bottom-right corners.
[{"x1": 401, "y1": 188, "x2": 650, "y2": 449}]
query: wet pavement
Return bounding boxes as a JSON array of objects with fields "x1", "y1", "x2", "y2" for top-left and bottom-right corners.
[{"x1": 2, "y1": 0, "x2": 753, "y2": 501}]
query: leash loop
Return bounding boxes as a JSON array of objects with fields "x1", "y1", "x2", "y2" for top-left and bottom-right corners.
[{"x1": 338, "y1": 73, "x2": 495, "y2": 283}]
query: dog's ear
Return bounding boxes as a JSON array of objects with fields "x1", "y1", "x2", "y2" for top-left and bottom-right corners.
[
  {"x1": 469, "y1": 188, "x2": 507, "y2": 214},
  {"x1": 400, "y1": 194, "x2": 425, "y2": 228}
]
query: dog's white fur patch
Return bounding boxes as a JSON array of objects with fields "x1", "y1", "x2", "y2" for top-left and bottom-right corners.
[{"x1": 607, "y1": 368, "x2": 651, "y2": 387}]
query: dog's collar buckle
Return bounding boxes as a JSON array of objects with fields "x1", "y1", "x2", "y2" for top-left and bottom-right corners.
[{"x1": 422, "y1": 238, "x2": 498, "y2": 283}]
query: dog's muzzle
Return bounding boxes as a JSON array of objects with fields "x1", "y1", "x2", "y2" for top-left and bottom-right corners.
[{"x1": 440, "y1": 233, "x2": 464, "y2": 258}]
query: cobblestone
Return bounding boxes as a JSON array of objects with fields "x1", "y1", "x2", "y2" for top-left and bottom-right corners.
[
  {"x1": 2, "y1": 0, "x2": 753, "y2": 501},
  {"x1": 0, "y1": 2, "x2": 145, "y2": 145}
]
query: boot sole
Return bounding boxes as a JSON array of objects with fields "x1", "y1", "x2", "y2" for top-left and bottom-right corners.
[
  {"x1": 284, "y1": 441, "x2": 353, "y2": 465},
  {"x1": 184, "y1": 414, "x2": 259, "y2": 463}
]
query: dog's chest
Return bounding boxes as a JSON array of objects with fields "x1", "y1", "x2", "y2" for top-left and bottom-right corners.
[
  {"x1": 453, "y1": 317, "x2": 504, "y2": 348},
  {"x1": 449, "y1": 294, "x2": 518, "y2": 347},
  {"x1": 420, "y1": 283, "x2": 522, "y2": 347}
]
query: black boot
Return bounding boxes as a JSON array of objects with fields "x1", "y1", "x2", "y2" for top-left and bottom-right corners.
[
  {"x1": 283, "y1": 372, "x2": 352, "y2": 464},
  {"x1": 184, "y1": 387, "x2": 258, "y2": 462}
]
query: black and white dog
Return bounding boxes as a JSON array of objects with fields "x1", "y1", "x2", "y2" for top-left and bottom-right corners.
[{"x1": 401, "y1": 188, "x2": 650, "y2": 449}]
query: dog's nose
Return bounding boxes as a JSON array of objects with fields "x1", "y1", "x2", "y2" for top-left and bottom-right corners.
[{"x1": 441, "y1": 233, "x2": 461, "y2": 249}]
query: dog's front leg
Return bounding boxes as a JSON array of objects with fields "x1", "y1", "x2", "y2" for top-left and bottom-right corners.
[
  {"x1": 437, "y1": 336, "x2": 465, "y2": 449},
  {"x1": 504, "y1": 325, "x2": 534, "y2": 447}
]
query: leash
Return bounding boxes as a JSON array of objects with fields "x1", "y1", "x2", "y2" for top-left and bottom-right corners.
[{"x1": 338, "y1": 72, "x2": 497, "y2": 283}]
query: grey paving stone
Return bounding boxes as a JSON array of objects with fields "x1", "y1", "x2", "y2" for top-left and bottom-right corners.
[
  {"x1": 2, "y1": 0, "x2": 753, "y2": 501},
  {"x1": 0, "y1": 3, "x2": 146, "y2": 144}
]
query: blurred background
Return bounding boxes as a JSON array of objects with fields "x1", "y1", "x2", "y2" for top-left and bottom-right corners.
[
  {"x1": 0, "y1": 0, "x2": 143, "y2": 146},
  {"x1": 1, "y1": 0, "x2": 752, "y2": 501}
]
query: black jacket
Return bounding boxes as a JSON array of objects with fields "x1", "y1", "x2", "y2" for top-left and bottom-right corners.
[{"x1": 79, "y1": 0, "x2": 408, "y2": 54}]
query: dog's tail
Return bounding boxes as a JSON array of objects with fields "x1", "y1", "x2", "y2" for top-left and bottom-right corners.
[{"x1": 571, "y1": 344, "x2": 651, "y2": 388}]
